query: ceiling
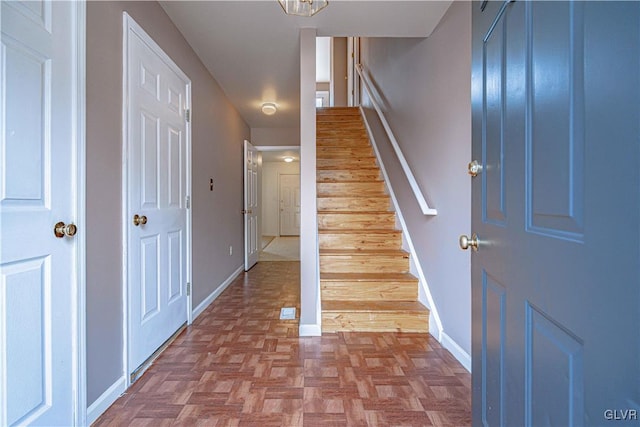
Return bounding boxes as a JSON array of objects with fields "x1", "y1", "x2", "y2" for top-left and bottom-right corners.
[{"x1": 160, "y1": 1, "x2": 452, "y2": 129}]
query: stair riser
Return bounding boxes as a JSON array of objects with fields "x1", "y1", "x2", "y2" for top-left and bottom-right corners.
[
  {"x1": 317, "y1": 170, "x2": 381, "y2": 182},
  {"x1": 320, "y1": 255, "x2": 409, "y2": 273},
  {"x1": 321, "y1": 281, "x2": 418, "y2": 301},
  {"x1": 317, "y1": 138, "x2": 370, "y2": 147},
  {"x1": 318, "y1": 213, "x2": 395, "y2": 230},
  {"x1": 317, "y1": 124, "x2": 366, "y2": 132},
  {"x1": 317, "y1": 117, "x2": 363, "y2": 124},
  {"x1": 319, "y1": 233, "x2": 401, "y2": 250},
  {"x1": 317, "y1": 182, "x2": 385, "y2": 197},
  {"x1": 317, "y1": 108, "x2": 360, "y2": 115},
  {"x1": 318, "y1": 158, "x2": 377, "y2": 169},
  {"x1": 321, "y1": 312, "x2": 428, "y2": 333},
  {"x1": 317, "y1": 148, "x2": 373, "y2": 158},
  {"x1": 317, "y1": 130, "x2": 368, "y2": 138},
  {"x1": 317, "y1": 197, "x2": 391, "y2": 212}
]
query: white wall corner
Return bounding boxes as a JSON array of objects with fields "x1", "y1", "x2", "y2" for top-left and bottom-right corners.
[
  {"x1": 299, "y1": 323, "x2": 322, "y2": 337},
  {"x1": 299, "y1": 27, "x2": 319, "y2": 329},
  {"x1": 192, "y1": 265, "x2": 244, "y2": 320},
  {"x1": 86, "y1": 376, "x2": 126, "y2": 425},
  {"x1": 441, "y1": 331, "x2": 472, "y2": 372}
]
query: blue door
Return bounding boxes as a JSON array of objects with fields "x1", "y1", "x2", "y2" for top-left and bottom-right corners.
[{"x1": 471, "y1": 1, "x2": 640, "y2": 425}]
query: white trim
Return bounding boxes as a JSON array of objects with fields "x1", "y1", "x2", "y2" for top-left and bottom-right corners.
[
  {"x1": 356, "y1": 64, "x2": 437, "y2": 216},
  {"x1": 360, "y1": 106, "x2": 444, "y2": 341},
  {"x1": 72, "y1": 2, "x2": 87, "y2": 425},
  {"x1": 192, "y1": 265, "x2": 244, "y2": 321},
  {"x1": 86, "y1": 376, "x2": 126, "y2": 425},
  {"x1": 254, "y1": 145, "x2": 300, "y2": 152},
  {"x1": 122, "y1": 12, "x2": 193, "y2": 387},
  {"x1": 121, "y1": 10, "x2": 131, "y2": 390},
  {"x1": 299, "y1": 324, "x2": 322, "y2": 337},
  {"x1": 441, "y1": 332, "x2": 472, "y2": 372}
]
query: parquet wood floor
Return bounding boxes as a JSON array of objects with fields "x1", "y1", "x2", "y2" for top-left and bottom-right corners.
[{"x1": 93, "y1": 262, "x2": 471, "y2": 426}]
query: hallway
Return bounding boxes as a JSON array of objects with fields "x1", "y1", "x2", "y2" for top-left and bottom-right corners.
[{"x1": 94, "y1": 262, "x2": 471, "y2": 426}]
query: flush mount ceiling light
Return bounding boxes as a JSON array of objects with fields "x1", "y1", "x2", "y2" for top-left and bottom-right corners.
[
  {"x1": 278, "y1": 0, "x2": 328, "y2": 17},
  {"x1": 261, "y1": 102, "x2": 277, "y2": 115},
  {"x1": 283, "y1": 157, "x2": 295, "y2": 163}
]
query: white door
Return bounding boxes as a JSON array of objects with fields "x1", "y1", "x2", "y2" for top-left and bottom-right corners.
[
  {"x1": 244, "y1": 140, "x2": 259, "y2": 270},
  {"x1": 1, "y1": 1, "x2": 81, "y2": 425},
  {"x1": 124, "y1": 15, "x2": 190, "y2": 376},
  {"x1": 279, "y1": 174, "x2": 300, "y2": 236}
]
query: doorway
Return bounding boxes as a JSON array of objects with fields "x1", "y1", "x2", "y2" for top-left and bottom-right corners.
[{"x1": 259, "y1": 149, "x2": 300, "y2": 262}]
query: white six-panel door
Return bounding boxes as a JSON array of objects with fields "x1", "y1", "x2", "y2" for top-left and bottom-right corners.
[
  {"x1": 244, "y1": 140, "x2": 259, "y2": 270},
  {"x1": 124, "y1": 14, "x2": 190, "y2": 376},
  {"x1": 279, "y1": 174, "x2": 300, "y2": 236},
  {"x1": 1, "y1": 1, "x2": 80, "y2": 425}
]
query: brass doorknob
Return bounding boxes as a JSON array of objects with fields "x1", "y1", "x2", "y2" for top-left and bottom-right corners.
[
  {"x1": 459, "y1": 233, "x2": 479, "y2": 251},
  {"x1": 468, "y1": 160, "x2": 483, "y2": 177},
  {"x1": 54, "y1": 222, "x2": 77, "y2": 238},
  {"x1": 133, "y1": 214, "x2": 147, "y2": 226}
]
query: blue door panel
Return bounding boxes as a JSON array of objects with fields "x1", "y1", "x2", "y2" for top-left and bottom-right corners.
[
  {"x1": 526, "y1": 1, "x2": 585, "y2": 240},
  {"x1": 482, "y1": 271, "x2": 506, "y2": 427}
]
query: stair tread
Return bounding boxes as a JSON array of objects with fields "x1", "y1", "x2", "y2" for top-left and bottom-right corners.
[
  {"x1": 323, "y1": 300, "x2": 428, "y2": 312},
  {"x1": 321, "y1": 272, "x2": 418, "y2": 282},
  {"x1": 320, "y1": 249, "x2": 408, "y2": 256},
  {"x1": 318, "y1": 210, "x2": 394, "y2": 214},
  {"x1": 318, "y1": 229, "x2": 400, "y2": 234},
  {"x1": 317, "y1": 179, "x2": 384, "y2": 183}
]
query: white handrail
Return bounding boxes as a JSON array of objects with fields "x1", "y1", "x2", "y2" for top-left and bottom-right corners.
[{"x1": 356, "y1": 64, "x2": 437, "y2": 216}]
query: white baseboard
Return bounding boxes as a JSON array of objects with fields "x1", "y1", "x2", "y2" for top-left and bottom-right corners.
[
  {"x1": 192, "y1": 264, "x2": 244, "y2": 320},
  {"x1": 299, "y1": 323, "x2": 322, "y2": 336},
  {"x1": 86, "y1": 376, "x2": 126, "y2": 425},
  {"x1": 441, "y1": 331, "x2": 472, "y2": 372}
]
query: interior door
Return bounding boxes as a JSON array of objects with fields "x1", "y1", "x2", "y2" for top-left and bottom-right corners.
[
  {"x1": 279, "y1": 174, "x2": 301, "y2": 236},
  {"x1": 125, "y1": 15, "x2": 190, "y2": 376},
  {"x1": 470, "y1": 1, "x2": 640, "y2": 425},
  {"x1": 1, "y1": 1, "x2": 79, "y2": 424},
  {"x1": 244, "y1": 140, "x2": 259, "y2": 270}
]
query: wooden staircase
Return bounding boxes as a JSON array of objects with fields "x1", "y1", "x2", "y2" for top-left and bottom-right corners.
[{"x1": 317, "y1": 107, "x2": 429, "y2": 333}]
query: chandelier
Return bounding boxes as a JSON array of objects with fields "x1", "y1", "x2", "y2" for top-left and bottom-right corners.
[{"x1": 278, "y1": 0, "x2": 328, "y2": 17}]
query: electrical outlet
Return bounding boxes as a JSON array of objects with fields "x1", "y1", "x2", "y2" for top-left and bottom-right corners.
[{"x1": 229, "y1": 246, "x2": 233, "y2": 255}]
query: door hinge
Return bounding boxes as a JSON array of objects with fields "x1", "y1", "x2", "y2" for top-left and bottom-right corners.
[
  {"x1": 185, "y1": 196, "x2": 190, "y2": 209},
  {"x1": 186, "y1": 282, "x2": 191, "y2": 296},
  {"x1": 185, "y1": 109, "x2": 191, "y2": 122}
]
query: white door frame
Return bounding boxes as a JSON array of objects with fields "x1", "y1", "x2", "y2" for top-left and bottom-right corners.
[
  {"x1": 121, "y1": 12, "x2": 192, "y2": 388},
  {"x1": 74, "y1": 3, "x2": 88, "y2": 424},
  {"x1": 347, "y1": 37, "x2": 361, "y2": 107}
]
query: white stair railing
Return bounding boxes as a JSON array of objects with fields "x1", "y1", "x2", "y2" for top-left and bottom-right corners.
[{"x1": 356, "y1": 64, "x2": 437, "y2": 216}]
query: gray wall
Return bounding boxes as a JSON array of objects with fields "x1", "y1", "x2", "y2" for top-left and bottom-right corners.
[
  {"x1": 86, "y1": 1, "x2": 249, "y2": 405},
  {"x1": 251, "y1": 127, "x2": 300, "y2": 147},
  {"x1": 359, "y1": 1, "x2": 472, "y2": 357},
  {"x1": 332, "y1": 37, "x2": 348, "y2": 107}
]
